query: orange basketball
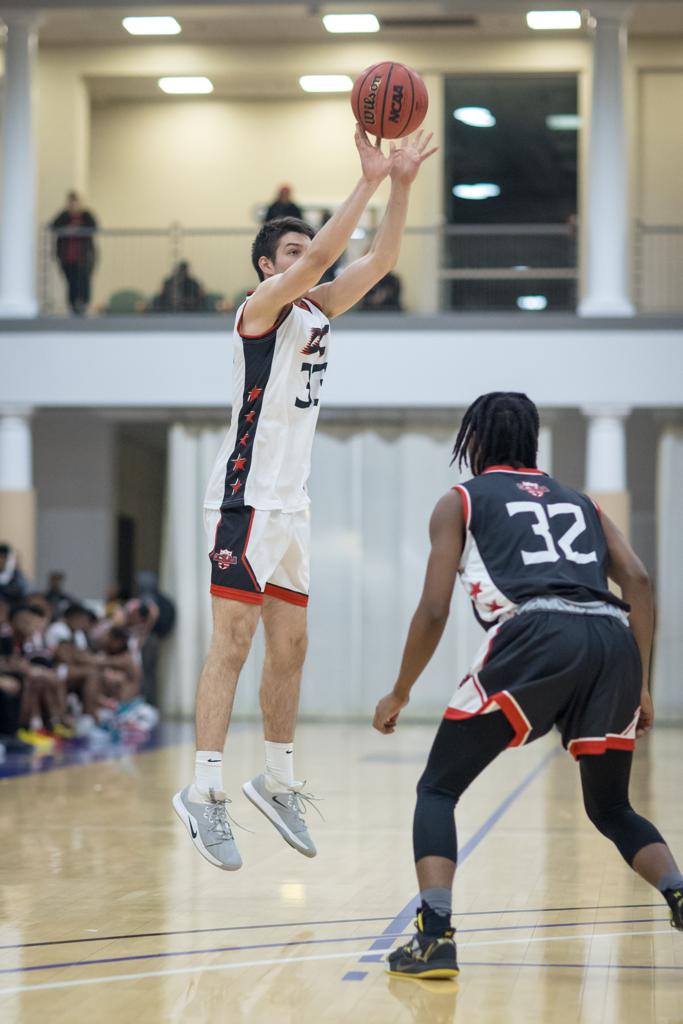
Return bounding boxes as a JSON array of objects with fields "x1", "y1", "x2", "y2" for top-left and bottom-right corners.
[{"x1": 351, "y1": 61, "x2": 428, "y2": 140}]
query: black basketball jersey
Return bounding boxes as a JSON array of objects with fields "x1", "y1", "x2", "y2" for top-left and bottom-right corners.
[{"x1": 455, "y1": 465, "x2": 627, "y2": 630}]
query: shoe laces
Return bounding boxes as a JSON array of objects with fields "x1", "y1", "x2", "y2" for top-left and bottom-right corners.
[
  {"x1": 283, "y1": 785, "x2": 324, "y2": 824},
  {"x1": 204, "y1": 790, "x2": 253, "y2": 839}
]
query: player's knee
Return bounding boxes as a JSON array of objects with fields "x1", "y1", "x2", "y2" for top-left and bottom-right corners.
[
  {"x1": 416, "y1": 773, "x2": 462, "y2": 806},
  {"x1": 583, "y1": 793, "x2": 630, "y2": 838},
  {"x1": 267, "y1": 628, "x2": 308, "y2": 674}
]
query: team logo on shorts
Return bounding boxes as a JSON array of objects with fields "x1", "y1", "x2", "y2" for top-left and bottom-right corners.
[
  {"x1": 517, "y1": 481, "x2": 549, "y2": 498},
  {"x1": 211, "y1": 548, "x2": 238, "y2": 570}
]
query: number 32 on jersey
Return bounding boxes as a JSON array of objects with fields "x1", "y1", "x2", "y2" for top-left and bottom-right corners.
[{"x1": 506, "y1": 501, "x2": 598, "y2": 566}]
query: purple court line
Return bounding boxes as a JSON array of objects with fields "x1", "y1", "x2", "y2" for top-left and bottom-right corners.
[
  {"x1": 354, "y1": 744, "x2": 562, "y2": 968},
  {"x1": 0, "y1": 902, "x2": 660, "y2": 953},
  {"x1": 1, "y1": 916, "x2": 669, "y2": 978}
]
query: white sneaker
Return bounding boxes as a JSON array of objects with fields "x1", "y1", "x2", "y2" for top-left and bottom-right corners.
[
  {"x1": 242, "y1": 774, "x2": 319, "y2": 858},
  {"x1": 173, "y1": 785, "x2": 243, "y2": 870}
]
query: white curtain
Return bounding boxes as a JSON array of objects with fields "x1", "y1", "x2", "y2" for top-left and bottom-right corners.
[
  {"x1": 652, "y1": 426, "x2": 683, "y2": 718},
  {"x1": 160, "y1": 419, "x2": 555, "y2": 720}
]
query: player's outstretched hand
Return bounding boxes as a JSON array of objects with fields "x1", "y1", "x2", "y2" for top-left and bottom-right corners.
[
  {"x1": 636, "y1": 689, "x2": 654, "y2": 738},
  {"x1": 373, "y1": 691, "x2": 409, "y2": 734},
  {"x1": 355, "y1": 123, "x2": 394, "y2": 184},
  {"x1": 389, "y1": 129, "x2": 438, "y2": 186}
]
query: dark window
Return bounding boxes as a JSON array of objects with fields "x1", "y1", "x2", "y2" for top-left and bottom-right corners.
[{"x1": 443, "y1": 74, "x2": 578, "y2": 311}]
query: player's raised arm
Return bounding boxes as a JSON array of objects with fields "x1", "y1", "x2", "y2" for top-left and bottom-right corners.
[
  {"x1": 310, "y1": 129, "x2": 437, "y2": 320},
  {"x1": 373, "y1": 489, "x2": 464, "y2": 735},
  {"x1": 602, "y1": 511, "x2": 655, "y2": 736},
  {"x1": 242, "y1": 126, "x2": 393, "y2": 335}
]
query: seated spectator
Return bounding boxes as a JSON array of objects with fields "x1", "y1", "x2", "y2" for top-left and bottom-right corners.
[
  {"x1": 360, "y1": 271, "x2": 403, "y2": 311},
  {"x1": 264, "y1": 184, "x2": 303, "y2": 222},
  {"x1": 44, "y1": 571, "x2": 76, "y2": 617},
  {"x1": 0, "y1": 544, "x2": 29, "y2": 603},
  {"x1": 7, "y1": 603, "x2": 69, "y2": 747},
  {"x1": 97, "y1": 626, "x2": 143, "y2": 704},
  {"x1": 153, "y1": 261, "x2": 204, "y2": 313},
  {"x1": 46, "y1": 604, "x2": 102, "y2": 720}
]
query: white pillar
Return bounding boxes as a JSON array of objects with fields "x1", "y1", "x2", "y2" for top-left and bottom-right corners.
[
  {"x1": 582, "y1": 404, "x2": 631, "y2": 536},
  {"x1": 537, "y1": 422, "x2": 553, "y2": 476},
  {"x1": 0, "y1": 407, "x2": 36, "y2": 576},
  {"x1": 0, "y1": 12, "x2": 40, "y2": 318},
  {"x1": 0, "y1": 410, "x2": 33, "y2": 490},
  {"x1": 583, "y1": 406, "x2": 630, "y2": 491},
  {"x1": 653, "y1": 426, "x2": 683, "y2": 718},
  {"x1": 578, "y1": 10, "x2": 635, "y2": 318}
]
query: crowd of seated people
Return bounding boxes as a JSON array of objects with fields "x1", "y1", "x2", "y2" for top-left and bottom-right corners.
[{"x1": 0, "y1": 545, "x2": 166, "y2": 760}]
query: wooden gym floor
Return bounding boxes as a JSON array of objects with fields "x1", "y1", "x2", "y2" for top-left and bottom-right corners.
[{"x1": 0, "y1": 721, "x2": 681, "y2": 1023}]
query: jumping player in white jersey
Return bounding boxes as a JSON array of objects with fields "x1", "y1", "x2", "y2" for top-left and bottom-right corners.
[
  {"x1": 374, "y1": 392, "x2": 682, "y2": 979},
  {"x1": 174, "y1": 125, "x2": 437, "y2": 869}
]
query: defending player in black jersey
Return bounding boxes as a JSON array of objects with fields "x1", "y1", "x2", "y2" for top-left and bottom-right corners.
[{"x1": 374, "y1": 392, "x2": 683, "y2": 980}]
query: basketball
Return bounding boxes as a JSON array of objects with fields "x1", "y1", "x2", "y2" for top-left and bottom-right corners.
[{"x1": 351, "y1": 61, "x2": 428, "y2": 140}]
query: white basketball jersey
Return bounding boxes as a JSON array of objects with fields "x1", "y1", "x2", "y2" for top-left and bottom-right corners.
[{"x1": 204, "y1": 296, "x2": 331, "y2": 513}]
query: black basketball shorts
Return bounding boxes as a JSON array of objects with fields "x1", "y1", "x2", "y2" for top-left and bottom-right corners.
[{"x1": 445, "y1": 611, "x2": 642, "y2": 758}]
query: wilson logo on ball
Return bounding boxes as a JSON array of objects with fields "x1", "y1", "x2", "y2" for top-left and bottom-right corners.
[{"x1": 351, "y1": 61, "x2": 428, "y2": 140}]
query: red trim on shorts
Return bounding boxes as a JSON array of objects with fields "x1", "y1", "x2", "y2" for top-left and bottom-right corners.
[
  {"x1": 264, "y1": 583, "x2": 309, "y2": 607},
  {"x1": 210, "y1": 584, "x2": 264, "y2": 605},
  {"x1": 452, "y1": 484, "x2": 471, "y2": 529},
  {"x1": 237, "y1": 301, "x2": 293, "y2": 340},
  {"x1": 568, "y1": 735, "x2": 635, "y2": 760},
  {"x1": 241, "y1": 509, "x2": 260, "y2": 590},
  {"x1": 443, "y1": 688, "x2": 531, "y2": 747}
]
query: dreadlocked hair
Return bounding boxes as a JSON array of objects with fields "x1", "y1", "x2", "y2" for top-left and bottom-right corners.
[{"x1": 451, "y1": 392, "x2": 540, "y2": 475}]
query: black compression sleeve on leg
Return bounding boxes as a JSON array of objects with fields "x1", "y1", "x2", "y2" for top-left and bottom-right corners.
[
  {"x1": 580, "y1": 750, "x2": 665, "y2": 866},
  {"x1": 413, "y1": 712, "x2": 514, "y2": 864}
]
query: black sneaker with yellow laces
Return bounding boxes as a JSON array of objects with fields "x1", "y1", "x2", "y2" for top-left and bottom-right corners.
[
  {"x1": 663, "y1": 887, "x2": 683, "y2": 931},
  {"x1": 386, "y1": 905, "x2": 459, "y2": 980}
]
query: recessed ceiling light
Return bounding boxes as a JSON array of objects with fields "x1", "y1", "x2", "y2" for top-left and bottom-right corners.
[
  {"x1": 546, "y1": 113, "x2": 582, "y2": 130},
  {"x1": 299, "y1": 75, "x2": 354, "y2": 93},
  {"x1": 526, "y1": 11, "x2": 581, "y2": 30},
  {"x1": 452, "y1": 183, "x2": 501, "y2": 200},
  {"x1": 453, "y1": 106, "x2": 496, "y2": 128},
  {"x1": 123, "y1": 17, "x2": 181, "y2": 36},
  {"x1": 517, "y1": 295, "x2": 548, "y2": 311},
  {"x1": 158, "y1": 77, "x2": 214, "y2": 95},
  {"x1": 322, "y1": 14, "x2": 380, "y2": 33}
]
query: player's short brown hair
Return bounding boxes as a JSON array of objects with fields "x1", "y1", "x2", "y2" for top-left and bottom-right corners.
[{"x1": 251, "y1": 217, "x2": 315, "y2": 281}]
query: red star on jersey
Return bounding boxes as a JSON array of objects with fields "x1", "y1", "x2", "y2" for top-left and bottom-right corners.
[
  {"x1": 487, "y1": 600, "x2": 503, "y2": 613},
  {"x1": 245, "y1": 410, "x2": 256, "y2": 424},
  {"x1": 239, "y1": 432, "x2": 250, "y2": 448},
  {"x1": 247, "y1": 387, "x2": 263, "y2": 403},
  {"x1": 232, "y1": 456, "x2": 247, "y2": 472},
  {"x1": 231, "y1": 479, "x2": 242, "y2": 495},
  {"x1": 469, "y1": 582, "x2": 483, "y2": 598}
]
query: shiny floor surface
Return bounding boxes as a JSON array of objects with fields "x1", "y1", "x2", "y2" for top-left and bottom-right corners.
[{"x1": 1, "y1": 722, "x2": 681, "y2": 1023}]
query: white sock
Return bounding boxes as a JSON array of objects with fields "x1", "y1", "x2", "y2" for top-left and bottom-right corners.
[
  {"x1": 194, "y1": 750, "x2": 224, "y2": 798},
  {"x1": 264, "y1": 741, "x2": 295, "y2": 792}
]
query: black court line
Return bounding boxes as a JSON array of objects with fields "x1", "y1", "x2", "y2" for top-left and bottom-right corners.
[
  {"x1": 0, "y1": 917, "x2": 671, "y2": 977},
  {"x1": 0, "y1": 904, "x2": 662, "y2": 952}
]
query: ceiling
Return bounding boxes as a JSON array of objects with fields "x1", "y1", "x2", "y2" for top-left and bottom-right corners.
[{"x1": 17, "y1": 1, "x2": 683, "y2": 47}]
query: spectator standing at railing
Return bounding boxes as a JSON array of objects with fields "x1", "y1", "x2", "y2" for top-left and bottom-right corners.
[
  {"x1": 50, "y1": 191, "x2": 98, "y2": 315},
  {"x1": 264, "y1": 184, "x2": 302, "y2": 222}
]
